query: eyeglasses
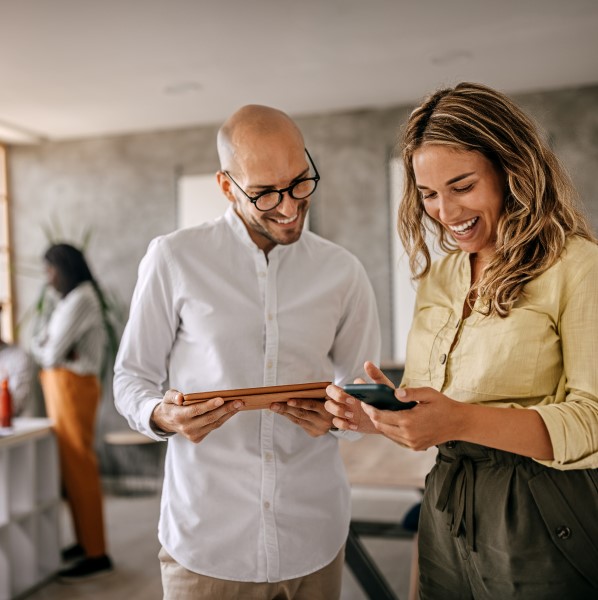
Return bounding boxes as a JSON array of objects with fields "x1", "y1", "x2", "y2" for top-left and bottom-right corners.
[{"x1": 224, "y1": 149, "x2": 320, "y2": 212}]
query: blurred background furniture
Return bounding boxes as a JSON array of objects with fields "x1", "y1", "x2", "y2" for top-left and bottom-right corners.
[
  {"x1": 0, "y1": 418, "x2": 61, "y2": 600},
  {"x1": 340, "y1": 433, "x2": 436, "y2": 600},
  {"x1": 103, "y1": 430, "x2": 166, "y2": 496}
]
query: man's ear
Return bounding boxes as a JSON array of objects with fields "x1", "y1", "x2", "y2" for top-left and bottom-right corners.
[{"x1": 216, "y1": 171, "x2": 236, "y2": 204}]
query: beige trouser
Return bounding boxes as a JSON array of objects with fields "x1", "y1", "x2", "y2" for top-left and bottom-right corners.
[
  {"x1": 159, "y1": 545, "x2": 345, "y2": 600},
  {"x1": 40, "y1": 368, "x2": 107, "y2": 558}
]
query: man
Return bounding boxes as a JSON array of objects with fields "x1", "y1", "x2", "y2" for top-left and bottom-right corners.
[
  {"x1": 114, "y1": 105, "x2": 381, "y2": 599},
  {"x1": 0, "y1": 304, "x2": 34, "y2": 416}
]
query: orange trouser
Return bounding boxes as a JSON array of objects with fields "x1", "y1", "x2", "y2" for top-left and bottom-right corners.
[{"x1": 40, "y1": 368, "x2": 107, "y2": 557}]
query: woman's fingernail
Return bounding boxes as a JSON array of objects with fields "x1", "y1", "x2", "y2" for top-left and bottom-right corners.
[
  {"x1": 397, "y1": 388, "x2": 407, "y2": 398},
  {"x1": 349, "y1": 424, "x2": 357, "y2": 430},
  {"x1": 345, "y1": 411, "x2": 353, "y2": 418},
  {"x1": 288, "y1": 400, "x2": 296, "y2": 407},
  {"x1": 345, "y1": 396, "x2": 355, "y2": 405},
  {"x1": 233, "y1": 401, "x2": 243, "y2": 409},
  {"x1": 214, "y1": 397, "x2": 224, "y2": 407}
]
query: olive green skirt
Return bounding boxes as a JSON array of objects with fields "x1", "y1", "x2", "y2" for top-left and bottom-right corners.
[{"x1": 418, "y1": 441, "x2": 598, "y2": 600}]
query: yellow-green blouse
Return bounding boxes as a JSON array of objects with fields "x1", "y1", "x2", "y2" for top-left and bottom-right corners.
[{"x1": 402, "y1": 236, "x2": 598, "y2": 470}]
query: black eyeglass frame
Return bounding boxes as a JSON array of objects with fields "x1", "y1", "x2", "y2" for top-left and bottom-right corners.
[{"x1": 224, "y1": 149, "x2": 320, "y2": 212}]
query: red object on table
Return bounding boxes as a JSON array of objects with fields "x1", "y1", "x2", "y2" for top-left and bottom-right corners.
[{"x1": 0, "y1": 378, "x2": 13, "y2": 428}]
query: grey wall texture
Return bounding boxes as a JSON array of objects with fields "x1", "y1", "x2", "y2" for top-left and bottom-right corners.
[{"x1": 7, "y1": 83, "x2": 598, "y2": 460}]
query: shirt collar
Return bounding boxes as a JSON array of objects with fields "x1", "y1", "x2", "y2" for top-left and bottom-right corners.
[
  {"x1": 224, "y1": 205, "x2": 259, "y2": 250},
  {"x1": 223, "y1": 205, "x2": 289, "y2": 258}
]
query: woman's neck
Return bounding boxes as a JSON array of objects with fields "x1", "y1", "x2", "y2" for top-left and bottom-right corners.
[{"x1": 470, "y1": 252, "x2": 492, "y2": 284}]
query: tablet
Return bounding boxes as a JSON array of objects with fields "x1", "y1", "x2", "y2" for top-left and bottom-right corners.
[{"x1": 183, "y1": 381, "x2": 331, "y2": 410}]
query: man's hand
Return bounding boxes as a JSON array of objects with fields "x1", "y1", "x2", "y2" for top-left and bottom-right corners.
[
  {"x1": 270, "y1": 398, "x2": 334, "y2": 437},
  {"x1": 324, "y1": 361, "x2": 392, "y2": 434},
  {"x1": 324, "y1": 383, "x2": 379, "y2": 434},
  {"x1": 151, "y1": 389, "x2": 244, "y2": 444}
]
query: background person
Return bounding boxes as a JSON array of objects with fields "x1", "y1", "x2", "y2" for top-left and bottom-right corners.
[
  {"x1": 326, "y1": 82, "x2": 598, "y2": 599},
  {"x1": 31, "y1": 243, "x2": 112, "y2": 580},
  {"x1": 0, "y1": 303, "x2": 34, "y2": 416},
  {"x1": 114, "y1": 104, "x2": 381, "y2": 600}
]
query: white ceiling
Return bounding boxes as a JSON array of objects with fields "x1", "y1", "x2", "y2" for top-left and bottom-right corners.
[{"x1": 1, "y1": 0, "x2": 598, "y2": 144}]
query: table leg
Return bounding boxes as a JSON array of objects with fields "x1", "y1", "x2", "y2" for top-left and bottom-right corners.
[{"x1": 345, "y1": 524, "x2": 400, "y2": 600}]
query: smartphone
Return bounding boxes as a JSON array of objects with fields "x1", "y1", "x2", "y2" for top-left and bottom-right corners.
[{"x1": 343, "y1": 383, "x2": 416, "y2": 411}]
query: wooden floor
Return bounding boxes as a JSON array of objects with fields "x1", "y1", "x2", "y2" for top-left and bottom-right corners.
[{"x1": 24, "y1": 436, "x2": 435, "y2": 600}]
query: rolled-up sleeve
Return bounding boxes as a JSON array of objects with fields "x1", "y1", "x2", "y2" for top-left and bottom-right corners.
[{"x1": 532, "y1": 256, "x2": 598, "y2": 469}]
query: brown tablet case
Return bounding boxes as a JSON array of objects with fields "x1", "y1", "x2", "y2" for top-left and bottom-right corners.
[{"x1": 183, "y1": 381, "x2": 331, "y2": 410}]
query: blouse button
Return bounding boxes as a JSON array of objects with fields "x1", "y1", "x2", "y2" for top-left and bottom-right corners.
[
  {"x1": 556, "y1": 526, "x2": 571, "y2": 540},
  {"x1": 439, "y1": 353, "x2": 447, "y2": 365}
]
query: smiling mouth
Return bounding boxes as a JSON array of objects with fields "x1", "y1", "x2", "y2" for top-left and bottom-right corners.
[
  {"x1": 272, "y1": 213, "x2": 299, "y2": 225},
  {"x1": 448, "y1": 216, "x2": 479, "y2": 235}
]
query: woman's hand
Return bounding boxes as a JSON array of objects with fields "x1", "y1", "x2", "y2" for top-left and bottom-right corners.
[
  {"x1": 360, "y1": 386, "x2": 465, "y2": 450},
  {"x1": 324, "y1": 361, "x2": 394, "y2": 433}
]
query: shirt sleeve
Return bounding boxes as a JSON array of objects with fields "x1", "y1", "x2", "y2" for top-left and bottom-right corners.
[
  {"x1": 113, "y1": 237, "x2": 179, "y2": 441},
  {"x1": 532, "y1": 257, "x2": 598, "y2": 469}
]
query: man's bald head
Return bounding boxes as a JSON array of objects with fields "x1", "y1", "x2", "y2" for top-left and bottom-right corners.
[{"x1": 217, "y1": 105, "x2": 304, "y2": 174}]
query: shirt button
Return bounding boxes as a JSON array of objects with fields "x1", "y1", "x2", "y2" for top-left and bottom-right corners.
[
  {"x1": 556, "y1": 526, "x2": 571, "y2": 540},
  {"x1": 264, "y1": 452, "x2": 273, "y2": 461},
  {"x1": 446, "y1": 441, "x2": 456, "y2": 449},
  {"x1": 440, "y1": 353, "x2": 447, "y2": 364},
  {"x1": 266, "y1": 361, "x2": 273, "y2": 369},
  {"x1": 267, "y1": 313, "x2": 273, "y2": 321},
  {"x1": 264, "y1": 501, "x2": 271, "y2": 510}
]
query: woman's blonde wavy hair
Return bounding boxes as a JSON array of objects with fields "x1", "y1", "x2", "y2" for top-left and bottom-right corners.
[{"x1": 397, "y1": 82, "x2": 596, "y2": 318}]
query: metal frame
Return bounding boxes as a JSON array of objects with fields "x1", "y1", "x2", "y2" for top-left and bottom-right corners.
[{"x1": 345, "y1": 520, "x2": 415, "y2": 600}]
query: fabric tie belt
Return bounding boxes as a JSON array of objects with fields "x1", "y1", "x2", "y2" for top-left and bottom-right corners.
[{"x1": 435, "y1": 452, "x2": 485, "y2": 552}]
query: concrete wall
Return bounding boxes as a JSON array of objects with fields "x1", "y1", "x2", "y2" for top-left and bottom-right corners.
[
  {"x1": 7, "y1": 83, "x2": 598, "y2": 468},
  {"x1": 516, "y1": 86, "x2": 598, "y2": 227}
]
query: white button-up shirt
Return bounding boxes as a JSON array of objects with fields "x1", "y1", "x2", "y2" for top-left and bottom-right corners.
[
  {"x1": 114, "y1": 207, "x2": 381, "y2": 582},
  {"x1": 31, "y1": 281, "x2": 105, "y2": 377}
]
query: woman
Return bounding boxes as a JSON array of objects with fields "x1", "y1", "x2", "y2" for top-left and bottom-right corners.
[
  {"x1": 31, "y1": 243, "x2": 112, "y2": 579},
  {"x1": 326, "y1": 83, "x2": 598, "y2": 598}
]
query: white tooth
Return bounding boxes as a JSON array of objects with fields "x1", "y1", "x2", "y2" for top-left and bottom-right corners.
[
  {"x1": 275, "y1": 214, "x2": 297, "y2": 224},
  {"x1": 450, "y1": 217, "x2": 477, "y2": 233}
]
